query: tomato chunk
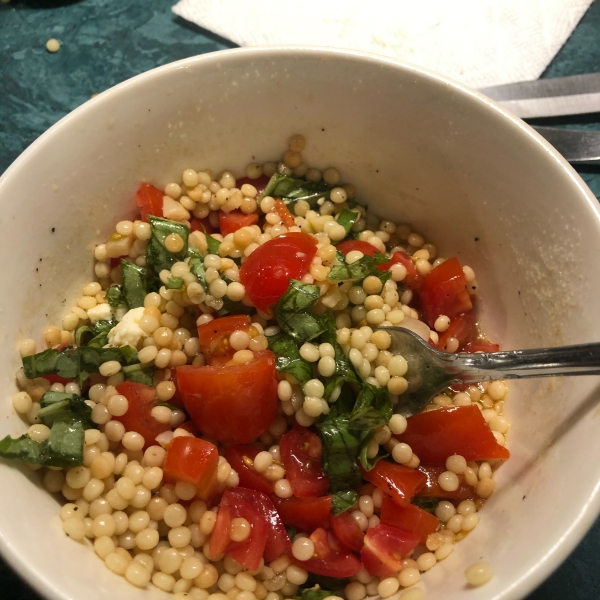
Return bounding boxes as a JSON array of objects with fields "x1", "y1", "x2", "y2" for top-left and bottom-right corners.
[
  {"x1": 416, "y1": 464, "x2": 475, "y2": 500},
  {"x1": 113, "y1": 382, "x2": 170, "y2": 448},
  {"x1": 210, "y1": 504, "x2": 232, "y2": 557},
  {"x1": 224, "y1": 445, "x2": 274, "y2": 495},
  {"x1": 337, "y1": 240, "x2": 378, "y2": 257},
  {"x1": 190, "y1": 216, "x2": 216, "y2": 235},
  {"x1": 290, "y1": 528, "x2": 362, "y2": 578},
  {"x1": 280, "y1": 424, "x2": 329, "y2": 498},
  {"x1": 361, "y1": 524, "x2": 420, "y2": 577},
  {"x1": 136, "y1": 182, "x2": 164, "y2": 222},
  {"x1": 362, "y1": 461, "x2": 427, "y2": 507},
  {"x1": 330, "y1": 511, "x2": 364, "y2": 552},
  {"x1": 378, "y1": 251, "x2": 423, "y2": 290},
  {"x1": 419, "y1": 257, "x2": 473, "y2": 327},
  {"x1": 219, "y1": 210, "x2": 259, "y2": 236},
  {"x1": 197, "y1": 315, "x2": 251, "y2": 363},
  {"x1": 437, "y1": 311, "x2": 477, "y2": 351},
  {"x1": 270, "y1": 495, "x2": 332, "y2": 533},
  {"x1": 395, "y1": 405, "x2": 509, "y2": 463},
  {"x1": 239, "y1": 233, "x2": 317, "y2": 313},
  {"x1": 379, "y1": 495, "x2": 439, "y2": 545},
  {"x1": 163, "y1": 437, "x2": 219, "y2": 501},
  {"x1": 227, "y1": 487, "x2": 291, "y2": 562},
  {"x1": 217, "y1": 489, "x2": 269, "y2": 570},
  {"x1": 177, "y1": 351, "x2": 278, "y2": 444},
  {"x1": 273, "y1": 199, "x2": 296, "y2": 228}
]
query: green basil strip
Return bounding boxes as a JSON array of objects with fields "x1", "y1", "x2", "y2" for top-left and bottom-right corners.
[
  {"x1": 259, "y1": 174, "x2": 332, "y2": 208},
  {"x1": 121, "y1": 260, "x2": 148, "y2": 308},
  {"x1": 146, "y1": 216, "x2": 189, "y2": 275},
  {"x1": 267, "y1": 332, "x2": 313, "y2": 386},
  {"x1": 275, "y1": 280, "x2": 327, "y2": 343},
  {"x1": 331, "y1": 490, "x2": 358, "y2": 515},
  {"x1": 336, "y1": 208, "x2": 359, "y2": 235},
  {"x1": 38, "y1": 392, "x2": 94, "y2": 429},
  {"x1": 106, "y1": 284, "x2": 125, "y2": 308}
]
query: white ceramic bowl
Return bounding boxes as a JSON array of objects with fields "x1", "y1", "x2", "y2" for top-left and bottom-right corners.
[{"x1": 1, "y1": 47, "x2": 600, "y2": 600}]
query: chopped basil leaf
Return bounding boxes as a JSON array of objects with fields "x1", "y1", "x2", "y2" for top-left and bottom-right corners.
[
  {"x1": 260, "y1": 174, "x2": 332, "y2": 208},
  {"x1": 188, "y1": 255, "x2": 207, "y2": 289},
  {"x1": 121, "y1": 260, "x2": 147, "y2": 308},
  {"x1": 75, "y1": 319, "x2": 116, "y2": 348},
  {"x1": 206, "y1": 234, "x2": 221, "y2": 256},
  {"x1": 296, "y1": 588, "x2": 338, "y2": 600},
  {"x1": 23, "y1": 345, "x2": 139, "y2": 387},
  {"x1": 0, "y1": 421, "x2": 85, "y2": 468},
  {"x1": 267, "y1": 332, "x2": 313, "y2": 386},
  {"x1": 38, "y1": 392, "x2": 94, "y2": 429},
  {"x1": 331, "y1": 490, "x2": 358, "y2": 515},
  {"x1": 412, "y1": 497, "x2": 440, "y2": 513},
  {"x1": 328, "y1": 251, "x2": 386, "y2": 282},
  {"x1": 275, "y1": 280, "x2": 327, "y2": 343},
  {"x1": 336, "y1": 208, "x2": 359, "y2": 235},
  {"x1": 146, "y1": 216, "x2": 189, "y2": 275},
  {"x1": 106, "y1": 284, "x2": 125, "y2": 308},
  {"x1": 122, "y1": 363, "x2": 155, "y2": 386},
  {"x1": 166, "y1": 277, "x2": 184, "y2": 290}
]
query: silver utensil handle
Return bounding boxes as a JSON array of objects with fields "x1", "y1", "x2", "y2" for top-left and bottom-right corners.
[{"x1": 454, "y1": 343, "x2": 600, "y2": 381}]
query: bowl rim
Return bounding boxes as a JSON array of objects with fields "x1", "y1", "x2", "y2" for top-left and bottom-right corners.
[{"x1": 1, "y1": 45, "x2": 599, "y2": 600}]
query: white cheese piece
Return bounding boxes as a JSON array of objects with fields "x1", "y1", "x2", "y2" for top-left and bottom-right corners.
[
  {"x1": 86, "y1": 303, "x2": 113, "y2": 324},
  {"x1": 107, "y1": 306, "x2": 148, "y2": 347}
]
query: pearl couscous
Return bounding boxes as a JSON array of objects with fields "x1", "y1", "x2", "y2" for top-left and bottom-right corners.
[{"x1": 5, "y1": 136, "x2": 508, "y2": 599}]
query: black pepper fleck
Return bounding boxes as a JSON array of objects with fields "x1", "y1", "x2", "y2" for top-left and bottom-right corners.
[
  {"x1": 475, "y1": 237, "x2": 479, "y2": 242},
  {"x1": 51, "y1": 227, "x2": 55, "y2": 233}
]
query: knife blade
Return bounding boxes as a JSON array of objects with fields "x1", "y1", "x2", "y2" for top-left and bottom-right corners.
[
  {"x1": 479, "y1": 73, "x2": 600, "y2": 118},
  {"x1": 531, "y1": 126, "x2": 600, "y2": 164}
]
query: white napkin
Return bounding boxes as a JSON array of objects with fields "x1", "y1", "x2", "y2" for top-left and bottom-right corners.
[{"x1": 172, "y1": 0, "x2": 592, "y2": 88}]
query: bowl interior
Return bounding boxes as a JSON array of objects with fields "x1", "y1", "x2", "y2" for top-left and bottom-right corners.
[{"x1": 1, "y1": 47, "x2": 600, "y2": 600}]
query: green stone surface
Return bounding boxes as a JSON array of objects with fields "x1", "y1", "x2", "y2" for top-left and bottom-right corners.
[{"x1": 0, "y1": 0, "x2": 599, "y2": 598}]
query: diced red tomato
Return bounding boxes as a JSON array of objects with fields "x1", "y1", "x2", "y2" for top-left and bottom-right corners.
[
  {"x1": 236, "y1": 174, "x2": 271, "y2": 196},
  {"x1": 379, "y1": 495, "x2": 439, "y2": 545},
  {"x1": 378, "y1": 251, "x2": 423, "y2": 290},
  {"x1": 136, "y1": 182, "x2": 164, "y2": 222},
  {"x1": 113, "y1": 382, "x2": 170, "y2": 448},
  {"x1": 216, "y1": 489, "x2": 269, "y2": 570},
  {"x1": 437, "y1": 311, "x2": 477, "y2": 351},
  {"x1": 360, "y1": 525, "x2": 420, "y2": 577},
  {"x1": 416, "y1": 464, "x2": 475, "y2": 500},
  {"x1": 280, "y1": 424, "x2": 330, "y2": 498},
  {"x1": 224, "y1": 445, "x2": 274, "y2": 495},
  {"x1": 270, "y1": 495, "x2": 332, "y2": 533},
  {"x1": 178, "y1": 420, "x2": 201, "y2": 436},
  {"x1": 419, "y1": 257, "x2": 473, "y2": 327},
  {"x1": 239, "y1": 233, "x2": 318, "y2": 313},
  {"x1": 330, "y1": 511, "x2": 364, "y2": 552},
  {"x1": 395, "y1": 405, "x2": 510, "y2": 463},
  {"x1": 43, "y1": 374, "x2": 72, "y2": 385},
  {"x1": 197, "y1": 315, "x2": 251, "y2": 364},
  {"x1": 190, "y1": 216, "x2": 216, "y2": 235},
  {"x1": 362, "y1": 461, "x2": 427, "y2": 507},
  {"x1": 219, "y1": 210, "x2": 259, "y2": 236},
  {"x1": 337, "y1": 240, "x2": 378, "y2": 257},
  {"x1": 290, "y1": 528, "x2": 362, "y2": 578},
  {"x1": 163, "y1": 437, "x2": 219, "y2": 501},
  {"x1": 462, "y1": 341, "x2": 500, "y2": 353},
  {"x1": 210, "y1": 504, "x2": 232, "y2": 557},
  {"x1": 226, "y1": 487, "x2": 291, "y2": 562},
  {"x1": 176, "y1": 351, "x2": 278, "y2": 444},
  {"x1": 273, "y1": 199, "x2": 296, "y2": 228}
]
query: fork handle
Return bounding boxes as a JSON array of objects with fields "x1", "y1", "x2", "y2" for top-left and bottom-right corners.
[{"x1": 453, "y1": 342, "x2": 600, "y2": 381}]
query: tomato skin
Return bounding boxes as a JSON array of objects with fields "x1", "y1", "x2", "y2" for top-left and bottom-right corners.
[
  {"x1": 227, "y1": 487, "x2": 291, "y2": 562},
  {"x1": 136, "y1": 182, "x2": 164, "y2": 222},
  {"x1": 43, "y1": 374, "x2": 72, "y2": 385},
  {"x1": 437, "y1": 311, "x2": 477, "y2": 351},
  {"x1": 224, "y1": 445, "x2": 274, "y2": 495},
  {"x1": 273, "y1": 199, "x2": 296, "y2": 228},
  {"x1": 236, "y1": 175, "x2": 271, "y2": 196},
  {"x1": 113, "y1": 382, "x2": 170, "y2": 448},
  {"x1": 419, "y1": 257, "x2": 473, "y2": 327},
  {"x1": 190, "y1": 216, "x2": 216, "y2": 235},
  {"x1": 219, "y1": 210, "x2": 259, "y2": 236},
  {"x1": 395, "y1": 405, "x2": 510, "y2": 463},
  {"x1": 210, "y1": 504, "x2": 232, "y2": 557},
  {"x1": 361, "y1": 524, "x2": 420, "y2": 577},
  {"x1": 362, "y1": 461, "x2": 427, "y2": 507},
  {"x1": 329, "y1": 511, "x2": 364, "y2": 552},
  {"x1": 379, "y1": 495, "x2": 439, "y2": 545},
  {"x1": 280, "y1": 424, "x2": 330, "y2": 498},
  {"x1": 197, "y1": 315, "x2": 251, "y2": 363},
  {"x1": 239, "y1": 233, "x2": 318, "y2": 313},
  {"x1": 270, "y1": 495, "x2": 332, "y2": 533},
  {"x1": 216, "y1": 489, "x2": 269, "y2": 570},
  {"x1": 290, "y1": 528, "x2": 362, "y2": 578},
  {"x1": 416, "y1": 464, "x2": 475, "y2": 500},
  {"x1": 378, "y1": 251, "x2": 423, "y2": 290},
  {"x1": 176, "y1": 351, "x2": 278, "y2": 444},
  {"x1": 337, "y1": 240, "x2": 378, "y2": 257}
]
